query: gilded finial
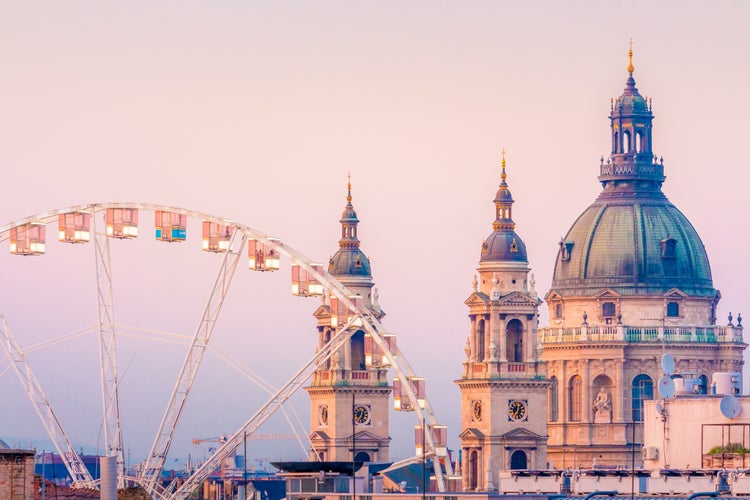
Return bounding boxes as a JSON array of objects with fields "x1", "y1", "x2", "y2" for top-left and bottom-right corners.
[
  {"x1": 627, "y1": 38, "x2": 634, "y2": 75},
  {"x1": 346, "y1": 173, "x2": 352, "y2": 203},
  {"x1": 500, "y1": 148, "x2": 507, "y2": 183}
]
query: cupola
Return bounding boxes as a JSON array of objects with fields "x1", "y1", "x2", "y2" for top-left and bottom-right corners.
[
  {"x1": 480, "y1": 151, "x2": 528, "y2": 263},
  {"x1": 328, "y1": 176, "x2": 372, "y2": 277}
]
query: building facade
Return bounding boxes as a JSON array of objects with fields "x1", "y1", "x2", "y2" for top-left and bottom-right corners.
[
  {"x1": 456, "y1": 155, "x2": 549, "y2": 491},
  {"x1": 539, "y1": 49, "x2": 745, "y2": 468},
  {"x1": 304, "y1": 180, "x2": 392, "y2": 463},
  {"x1": 0, "y1": 440, "x2": 35, "y2": 500}
]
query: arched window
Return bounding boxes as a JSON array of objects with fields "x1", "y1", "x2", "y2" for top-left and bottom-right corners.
[
  {"x1": 632, "y1": 374, "x2": 654, "y2": 422},
  {"x1": 667, "y1": 302, "x2": 680, "y2": 317},
  {"x1": 506, "y1": 319, "x2": 523, "y2": 362},
  {"x1": 602, "y1": 302, "x2": 616, "y2": 317},
  {"x1": 510, "y1": 450, "x2": 528, "y2": 470},
  {"x1": 468, "y1": 450, "x2": 479, "y2": 490},
  {"x1": 569, "y1": 375, "x2": 583, "y2": 421},
  {"x1": 635, "y1": 131, "x2": 643, "y2": 153},
  {"x1": 549, "y1": 376, "x2": 559, "y2": 422},
  {"x1": 354, "y1": 451, "x2": 371, "y2": 462},
  {"x1": 476, "y1": 319, "x2": 486, "y2": 362},
  {"x1": 350, "y1": 330, "x2": 366, "y2": 370},
  {"x1": 697, "y1": 374, "x2": 709, "y2": 395},
  {"x1": 323, "y1": 329, "x2": 332, "y2": 369},
  {"x1": 623, "y1": 130, "x2": 631, "y2": 153}
]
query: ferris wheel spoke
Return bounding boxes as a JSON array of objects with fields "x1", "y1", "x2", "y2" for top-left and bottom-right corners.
[
  {"x1": 169, "y1": 314, "x2": 362, "y2": 500},
  {"x1": 0, "y1": 316, "x2": 96, "y2": 488},
  {"x1": 140, "y1": 229, "x2": 247, "y2": 494}
]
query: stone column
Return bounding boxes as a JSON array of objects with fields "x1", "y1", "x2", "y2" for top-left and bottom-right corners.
[
  {"x1": 470, "y1": 316, "x2": 477, "y2": 361},
  {"x1": 496, "y1": 313, "x2": 506, "y2": 362},
  {"x1": 614, "y1": 359, "x2": 625, "y2": 423}
]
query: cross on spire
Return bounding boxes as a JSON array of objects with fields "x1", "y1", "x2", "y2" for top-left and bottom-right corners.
[
  {"x1": 501, "y1": 149, "x2": 507, "y2": 183},
  {"x1": 627, "y1": 38, "x2": 635, "y2": 74}
]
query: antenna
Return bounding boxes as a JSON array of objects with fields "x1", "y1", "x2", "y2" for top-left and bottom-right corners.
[
  {"x1": 661, "y1": 353, "x2": 675, "y2": 376},
  {"x1": 720, "y1": 395, "x2": 742, "y2": 419},
  {"x1": 655, "y1": 402, "x2": 665, "y2": 416},
  {"x1": 658, "y1": 376, "x2": 675, "y2": 399}
]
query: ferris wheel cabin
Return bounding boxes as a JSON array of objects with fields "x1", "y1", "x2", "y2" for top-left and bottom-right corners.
[
  {"x1": 9, "y1": 222, "x2": 46, "y2": 255},
  {"x1": 58, "y1": 212, "x2": 90, "y2": 243},
  {"x1": 154, "y1": 210, "x2": 187, "y2": 242},
  {"x1": 105, "y1": 208, "x2": 138, "y2": 239}
]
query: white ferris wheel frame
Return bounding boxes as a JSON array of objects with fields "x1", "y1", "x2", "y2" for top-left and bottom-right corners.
[{"x1": 0, "y1": 202, "x2": 451, "y2": 499}]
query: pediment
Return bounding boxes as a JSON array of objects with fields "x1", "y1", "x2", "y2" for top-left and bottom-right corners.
[
  {"x1": 465, "y1": 292, "x2": 489, "y2": 306},
  {"x1": 346, "y1": 430, "x2": 388, "y2": 443},
  {"x1": 497, "y1": 291, "x2": 540, "y2": 307},
  {"x1": 312, "y1": 304, "x2": 331, "y2": 319},
  {"x1": 545, "y1": 289, "x2": 563, "y2": 301},
  {"x1": 594, "y1": 288, "x2": 622, "y2": 299},
  {"x1": 663, "y1": 288, "x2": 688, "y2": 299},
  {"x1": 310, "y1": 430, "x2": 330, "y2": 441},
  {"x1": 459, "y1": 427, "x2": 484, "y2": 439},
  {"x1": 499, "y1": 427, "x2": 545, "y2": 440}
]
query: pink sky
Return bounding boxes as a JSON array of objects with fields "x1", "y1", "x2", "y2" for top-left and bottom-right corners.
[{"x1": 1, "y1": 2, "x2": 748, "y2": 465}]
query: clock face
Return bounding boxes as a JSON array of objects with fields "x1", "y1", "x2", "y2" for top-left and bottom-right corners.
[
  {"x1": 353, "y1": 404, "x2": 371, "y2": 425},
  {"x1": 472, "y1": 400, "x2": 482, "y2": 422},
  {"x1": 319, "y1": 405, "x2": 328, "y2": 426},
  {"x1": 508, "y1": 399, "x2": 528, "y2": 421}
]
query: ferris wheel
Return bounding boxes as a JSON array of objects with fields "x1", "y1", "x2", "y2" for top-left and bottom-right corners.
[{"x1": 0, "y1": 203, "x2": 452, "y2": 500}]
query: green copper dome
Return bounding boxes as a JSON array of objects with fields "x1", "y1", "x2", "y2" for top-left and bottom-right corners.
[
  {"x1": 552, "y1": 198, "x2": 714, "y2": 297},
  {"x1": 551, "y1": 62, "x2": 715, "y2": 298}
]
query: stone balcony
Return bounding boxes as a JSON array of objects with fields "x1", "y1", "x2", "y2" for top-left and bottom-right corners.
[
  {"x1": 309, "y1": 368, "x2": 390, "y2": 386},
  {"x1": 540, "y1": 324, "x2": 744, "y2": 344}
]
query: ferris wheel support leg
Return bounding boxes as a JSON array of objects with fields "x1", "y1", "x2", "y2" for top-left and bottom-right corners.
[
  {"x1": 92, "y1": 211, "x2": 126, "y2": 488},
  {"x1": 140, "y1": 231, "x2": 247, "y2": 496},
  {"x1": 0, "y1": 316, "x2": 96, "y2": 488}
]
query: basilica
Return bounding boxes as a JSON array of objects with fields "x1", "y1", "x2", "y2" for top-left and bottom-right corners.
[{"x1": 303, "y1": 47, "x2": 745, "y2": 492}]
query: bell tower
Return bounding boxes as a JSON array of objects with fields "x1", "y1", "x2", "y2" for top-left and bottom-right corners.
[
  {"x1": 305, "y1": 177, "x2": 391, "y2": 463},
  {"x1": 456, "y1": 153, "x2": 549, "y2": 491}
]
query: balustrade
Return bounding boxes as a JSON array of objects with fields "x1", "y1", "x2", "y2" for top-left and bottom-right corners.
[{"x1": 541, "y1": 324, "x2": 743, "y2": 344}]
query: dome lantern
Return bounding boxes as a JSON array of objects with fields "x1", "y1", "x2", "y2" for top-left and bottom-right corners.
[{"x1": 600, "y1": 41, "x2": 665, "y2": 193}]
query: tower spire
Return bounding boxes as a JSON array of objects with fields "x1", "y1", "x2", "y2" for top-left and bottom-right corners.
[
  {"x1": 500, "y1": 148, "x2": 507, "y2": 184},
  {"x1": 627, "y1": 38, "x2": 634, "y2": 75},
  {"x1": 492, "y1": 149, "x2": 515, "y2": 232},
  {"x1": 338, "y1": 174, "x2": 359, "y2": 249}
]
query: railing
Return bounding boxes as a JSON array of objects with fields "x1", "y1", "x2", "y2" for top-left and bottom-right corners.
[
  {"x1": 541, "y1": 324, "x2": 743, "y2": 344},
  {"x1": 599, "y1": 161, "x2": 664, "y2": 178}
]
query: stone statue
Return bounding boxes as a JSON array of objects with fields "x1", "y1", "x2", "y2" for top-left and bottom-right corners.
[
  {"x1": 489, "y1": 341, "x2": 498, "y2": 361},
  {"x1": 529, "y1": 273, "x2": 537, "y2": 298},
  {"x1": 472, "y1": 274, "x2": 478, "y2": 292},
  {"x1": 593, "y1": 387, "x2": 612, "y2": 423}
]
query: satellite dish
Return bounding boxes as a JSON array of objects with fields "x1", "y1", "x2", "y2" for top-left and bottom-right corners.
[
  {"x1": 658, "y1": 376, "x2": 675, "y2": 398},
  {"x1": 661, "y1": 354, "x2": 675, "y2": 376},
  {"x1": 720, "y1": 395, "x2": 742, "y2": 419},
  {"x1": 655, "y1": 402, "x2": 665, "y2": 416}
]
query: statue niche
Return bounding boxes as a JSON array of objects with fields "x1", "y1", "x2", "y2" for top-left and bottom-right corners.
[{"x1": 593, "y1": 387, "x2": 612, "y2": 423}]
